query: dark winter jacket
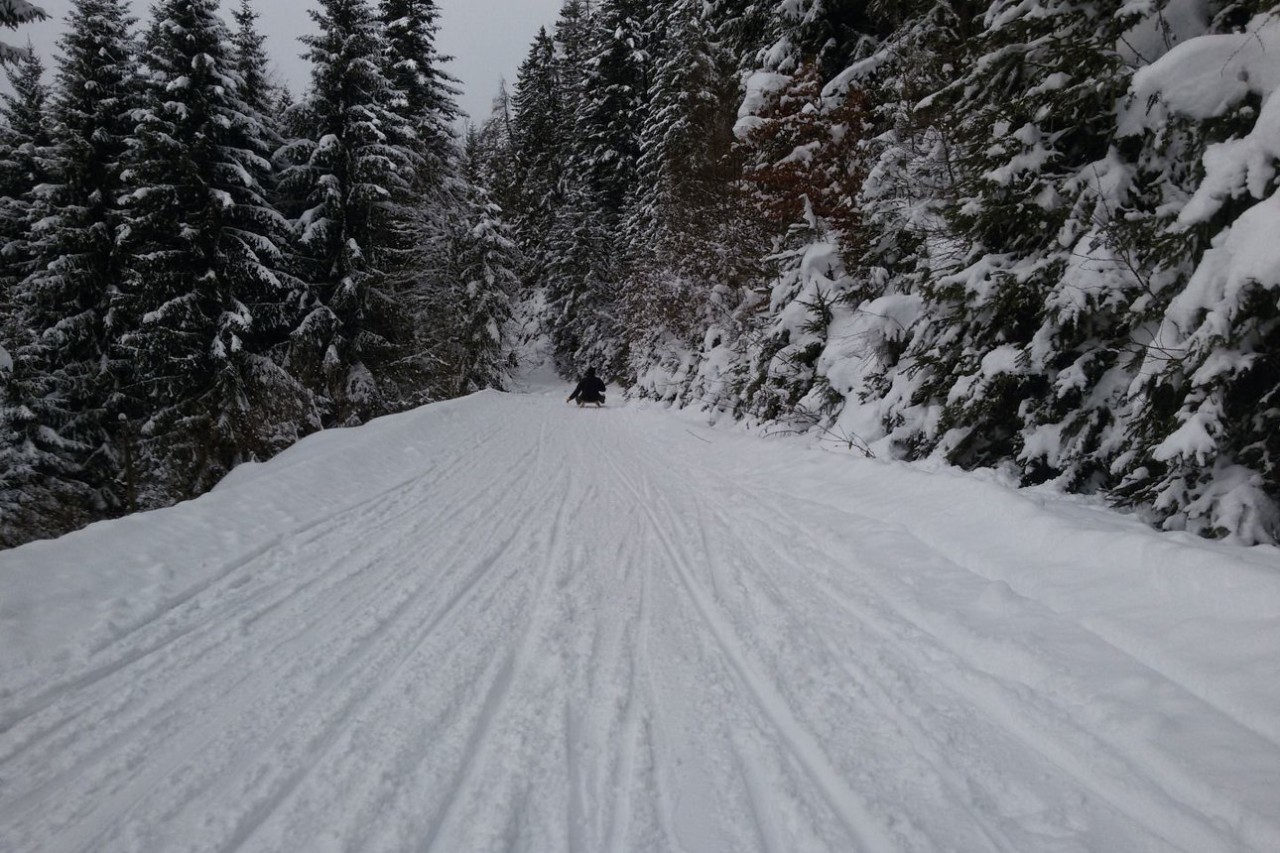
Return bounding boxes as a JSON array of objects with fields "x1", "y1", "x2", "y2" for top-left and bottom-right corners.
[{"x1": 568, "y1": 374, "x2": 607, "y2": 403}]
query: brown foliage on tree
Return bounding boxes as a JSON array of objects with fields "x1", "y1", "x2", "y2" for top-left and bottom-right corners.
[{"x1": 738, "y1": 62, "x2": 869, "y2": 237}]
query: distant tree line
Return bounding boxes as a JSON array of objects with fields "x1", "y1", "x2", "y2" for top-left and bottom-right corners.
[
  {"x1": 5, "y1": 0, "x2": 1278, "y2": 549},
  {"x1": 0, "y1": 0, "x2": 519, "y2": 548},
  {"x1": 472, "y1": 0, "x2": 1280, "y2": 544}
]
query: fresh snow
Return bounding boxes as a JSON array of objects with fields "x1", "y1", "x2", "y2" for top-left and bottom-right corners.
[{"x1": 2, "y1": 381, "x2": 1279, "y2": 852}]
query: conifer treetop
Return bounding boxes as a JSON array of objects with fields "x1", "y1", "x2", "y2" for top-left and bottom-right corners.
[{"x1": 0, "y1": 0, "x2": 46, "y2": 63}]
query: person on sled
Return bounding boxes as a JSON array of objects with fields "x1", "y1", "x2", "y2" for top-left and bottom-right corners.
[{"x1": 567, "y1": 366, "x2": 607, "y2": 407}]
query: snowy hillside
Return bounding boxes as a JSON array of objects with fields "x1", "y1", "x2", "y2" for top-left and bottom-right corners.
[{"x1": 2, "y1": 387, "x2": 1278, "y2": 851}]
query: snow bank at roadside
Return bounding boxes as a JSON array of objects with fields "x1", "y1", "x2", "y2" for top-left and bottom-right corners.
[{"x1": 0, "y1": 392, "x2": 501, "y2": 673}]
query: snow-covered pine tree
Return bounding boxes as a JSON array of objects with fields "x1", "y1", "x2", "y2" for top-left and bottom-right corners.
[
  {"x1": 549, "y1": 0, "x2": 594, "y2": 126},
  {"x1": 231, "y1": 0, "x2": 278, "y2": 121},
  {"x1": 0, "y1": 46, "x2": 45, "y2": 288},
  {"x1": 463, "y1": 0, "x2": 1280, "y2": 545},
  {"x1": 0, "y1": 310, "x2": 81, "y2": 548},
  {"x1": 0, "y1": 0, "x2": 45, "y2": 63},
  {"x1": 18, "y1": 0, "x2": 140, "y2": 518},
  {"x1": 541, "y1": 183, "x2": 625, "y2": 376},
  {"x1": 509, "y1": 26, "x2": 565, "y2": 271},
  {"x1": 804, "y1": 1, "x2": 974, "y2": 455},
  {"x1": 622, "y1": 0, "x2": 767, "y2": 399},
  {"x1": 1109, "y1": 6, "x2": 1280, "y2": 542},
  {"x1": 230, "y1": 0, "x2": 302, "y2": 360},
  {"x1": 277, "y1": 0, "x2": 418, "y2": 426},
  {"x1": 839, "y1": 0, "x2": 970, "y2": 297},
  {"x1": 469, "y1": 81, "x2": 520, "y2": 217},
  {"x1": 508, "y1": 0, "x2": 618, "y2": 375},
  {"x1": 705, "y1": 0, "x2": 772, "y2": 73},
  {"x1": 506, "y1": 6, "x2": 594, "y2": 281},
  {"x1": 429, "y1": 128, "x2": 519, "y2": 396},
  {"x1": 694, "y1": 0, "x2": 878, "y2": 424},
  {"x1": 531, "y1": 0, "x2": 652, "y2": 376},
  {"x1": 577, "y1": 0, "x2": 648, "y2": 220},
  {"x1": 375, "y1": 0, "x2": 475, "y2": 405},
  {"x1": 115, "y1": 0, "x2": 315, "y2": 504},
  {"x1": 0, "y1": 48, "x2": 88, "y2": 548},
  {"x1": 897, "y1": 0, "x2": 1144, "y2": 477},
  {"x1": 627, "y1": 0, "x2": 751, "y2": 279},
  {"x1": 379, "y1": 0, "x2": 457, "y2": 190}
]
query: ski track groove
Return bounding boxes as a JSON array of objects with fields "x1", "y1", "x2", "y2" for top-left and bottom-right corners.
[
  {"x1": 586, "y1": 422, "x2": 692, "y2": 853},
  {"x1": 71, "y1": 502, "x2": 534, "y2": 853},
  {"x1": 732, "y1": 743, "x2": 786, "y2": 853},
  {"x1": 806, "y1": 559, "x2": 1231, "y2": 853},
  {"x1": 604, "y1": 417, "x2": 1024, "y2": 850},
  {"x1": 0, "y1": 419, "x2": 510, "y2": 747},
  {"x1": 603, "y1": 559, "x2": 645, "y2": 853},
  {"x1": 218, "y1": 415, "x2": 562, "y2": 853},
  {"x1": 651, "y1": 430, "x2": 1273, "y2": 852},
  {"x1": 598, "y1": 437, "x2": 897, "y2": 853},
  {"x1": 0, "y1": 436, "x2": 536, "y2": 813},
  {"x1": 419, "y1": 431, "x2": 579, "y2": 853},
  {"x1": 690, "y1": 496, "x2": 1048, "y2": 852},
  {"x1": 2, "y1": 412, "x2": 547, "y2": 852},
  {"x1": 734, "y1": 487, "x2": 1278, "y2": 851},
  {"x1": 2, "y1": 393, "x2": 1274, "y2": 852},
  {"x1": 700, "y1": 509, "x2": 1020, "y2": 853},
  {"x1": 741, "y1": 468, "x2": 1280, "y2": 753},
  {"x1": 630, "y1": 581, "x2": 692, "y2": 853},
  {"x1": 223, "y1": 520, "x2": 537, "y2": 853}
]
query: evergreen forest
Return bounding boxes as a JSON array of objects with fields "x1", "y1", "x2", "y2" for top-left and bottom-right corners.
[{"x1": 2, "y1": 0, "x2": 1279, "y2": 548}]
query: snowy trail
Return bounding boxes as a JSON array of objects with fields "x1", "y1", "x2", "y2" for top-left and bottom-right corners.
[{"x1": 2, "y1": 389, "x2": 1279, "y2": 851}]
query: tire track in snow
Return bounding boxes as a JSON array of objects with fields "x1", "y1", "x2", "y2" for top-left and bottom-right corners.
[
  {"x1": 418, "y1": 437, "x2": 585, "y2": 853},
  {"x1": 0, "y1": 418, "x2": 511, "y2": 748},
  {"x1": 0, "y1": 427, "x2": 535, "y2": 814},
  {"x1": 730, "y1": 487, "x2": 1280, "y2": 852},
  {"x1": 174, "y1": 416, "x2": 566, "y2": 853},
  {"x1": 0, "y1": 414, "x2": 554, "y2": 852},
  {"x1": 739, "y1": 465, "x2": 1280, "y2": 751},
  {"x1": 649, "y1": 434, "x2": 1275, "y2": 853},
  {"x1": 598, "y1": 443, "x2": 898, "y2": 853}
]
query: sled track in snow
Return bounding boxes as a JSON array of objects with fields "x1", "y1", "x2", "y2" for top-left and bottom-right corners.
[
  {"x1": 2, "y1": 389, "x2": 1278, "y2": 852},
  {"x1": 600, "y1": 446, "x2": 896, "y2": 853}
]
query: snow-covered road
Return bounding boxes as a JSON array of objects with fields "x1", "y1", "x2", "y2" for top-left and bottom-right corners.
[{"x1": 2, "y1": 387, "x2": 1279, "y2": 852}]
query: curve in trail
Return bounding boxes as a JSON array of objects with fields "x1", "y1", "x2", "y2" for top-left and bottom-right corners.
[{"x1": 1, "y1": 389, "x2": 1277, "y2": 853}]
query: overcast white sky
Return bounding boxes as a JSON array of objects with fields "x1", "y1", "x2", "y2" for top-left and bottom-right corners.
[{"x1": 12, "y1": 0, "x2": 565, "y2": 125}]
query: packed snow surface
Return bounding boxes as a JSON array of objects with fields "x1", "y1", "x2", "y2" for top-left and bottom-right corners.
[{"x1": 2, "y1": 384, "x2": 1279, "y2": 852}]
